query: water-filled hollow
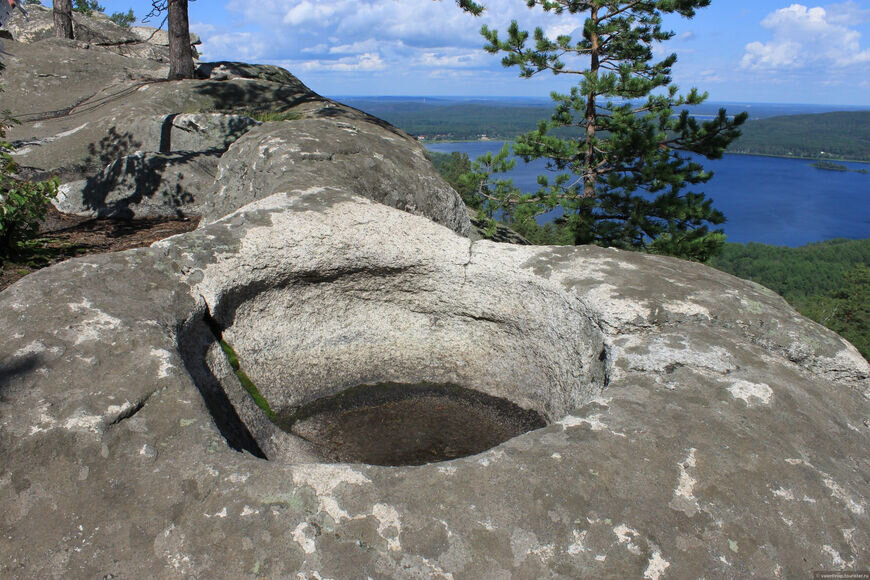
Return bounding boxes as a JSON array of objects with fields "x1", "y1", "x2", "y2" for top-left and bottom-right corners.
[
  {"x1": 185, "y1": 236, "x2": 609, "y2": 467},
  {"x1": 275, "y1": 382, "x2": 547, "y2": 466}
]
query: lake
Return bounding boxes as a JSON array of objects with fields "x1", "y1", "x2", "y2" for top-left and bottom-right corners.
[{"x1": 425, "y1": 141, "x2": 870, "y2": 247}]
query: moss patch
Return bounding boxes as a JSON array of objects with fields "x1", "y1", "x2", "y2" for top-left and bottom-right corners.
[
  {"x1": 218, "y1": 339, "x2": 276, "y2": 421},
  {"x1": 244, "y1": 110, "x2": 302, "y2": 123}
]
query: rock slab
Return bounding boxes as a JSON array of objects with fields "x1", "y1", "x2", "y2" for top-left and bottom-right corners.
[{"x1": 1, "y1": 190, "x2": 867, "y2": 578}]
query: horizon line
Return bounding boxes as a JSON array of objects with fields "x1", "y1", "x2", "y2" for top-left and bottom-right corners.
[{"x1": 326, "y1": 95, "x2": 870, "y2": 109}]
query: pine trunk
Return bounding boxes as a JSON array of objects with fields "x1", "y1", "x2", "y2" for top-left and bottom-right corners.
[
  {"x1": 168, "y1": 0, "x2": 195, "y2": 80},
  {"x1": 53, "y1": 0, "x2": 73, "y2": 39},
  {"x1": 583, "y1": 6, "x2": 600, "y2": 199}
]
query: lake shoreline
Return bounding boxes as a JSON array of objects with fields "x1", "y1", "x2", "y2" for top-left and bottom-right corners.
[
  {"x1": 423, "y1": 139, "x2": 870, "y2": 165},
  {"x1": 426, "y1": 140, "x2": 870, "y2": 247}
]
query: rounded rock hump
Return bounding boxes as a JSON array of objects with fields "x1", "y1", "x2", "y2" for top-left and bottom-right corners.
[{"x1": 1, "y1": 190, "x2": 868, "y2": 578}]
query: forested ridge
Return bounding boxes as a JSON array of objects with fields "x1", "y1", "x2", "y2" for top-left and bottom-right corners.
[
  {"x1": 351, "y1": 99, "x2": 870, "y2": 162},
  {"x1": 730, "y1": 112, "x2": 870, "y2": 162},
  {"x1": 344, "y1": 100, "x2": 558, "y2": 141}
]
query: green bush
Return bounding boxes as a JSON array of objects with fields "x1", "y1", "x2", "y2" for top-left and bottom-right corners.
[
  {"x1": 1, "y1": 92, "x2": 59, "y2": 255},
  {"x1": 109, "y1": 9, "x2": 135, "y2": 29},
  {"x1": 73, "y1": 0, "x2": 104, "y2": 16}
]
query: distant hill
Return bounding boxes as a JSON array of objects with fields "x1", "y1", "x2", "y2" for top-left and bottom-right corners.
[
  {"x1": 729, "y1": 111, "x2": 870, "y2": 162},
  {"x1": 342, "y1": 98, "x2": 870, "y2": 162},
  {"x1": 340, "y1": 99, "x2": 554, "y2": 141}
]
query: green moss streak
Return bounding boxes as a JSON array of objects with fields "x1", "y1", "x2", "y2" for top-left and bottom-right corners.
[{"x1": 218, "y1": 339, "x2": 276, "y2": 421}]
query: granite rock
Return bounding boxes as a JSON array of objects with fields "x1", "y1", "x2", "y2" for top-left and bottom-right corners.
[{"x1": 1, "y1": 191, "x2": 867, "y2": 578}]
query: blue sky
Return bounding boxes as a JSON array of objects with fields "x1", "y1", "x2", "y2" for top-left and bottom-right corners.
[{"x1": 97, "y1": 1, "x2": 870, "y2": 105}]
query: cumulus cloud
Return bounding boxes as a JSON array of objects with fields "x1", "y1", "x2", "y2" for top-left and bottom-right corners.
[
  {"x1": 299, "y1": 52, "x2": 387, "y2": 72},
  {"x1": 215, "y1": 0, "x2": 579, "y2": 75},
  {"x1": 198, "y1": 32, "x2": 268, "y2": 62},
  {"x1": 742, "y1": 3, "x2": 870, "y2": 70}
]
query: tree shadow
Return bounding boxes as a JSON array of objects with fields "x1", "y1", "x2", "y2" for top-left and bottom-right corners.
[
  {"x1": 193, "y1": 79, "x2": 322, "y2": 115},
  {"x1": 84, "y1": 127, "x2": 142, "y2": 174},
  {"x1": 0, "y1": 354, "x2": 42, "y2": 396},
  {"x1": 79, "y1": 150, "x2": 218, "y2": 219}
]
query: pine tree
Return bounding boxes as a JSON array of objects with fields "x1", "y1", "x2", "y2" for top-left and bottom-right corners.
[{"x1": 463, "y1": 0, "x2": 747, "y2": 261}]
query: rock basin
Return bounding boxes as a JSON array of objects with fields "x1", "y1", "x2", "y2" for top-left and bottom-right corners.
[{"x1": 1, "y1": 190, "x2": 868, "y2": 578}]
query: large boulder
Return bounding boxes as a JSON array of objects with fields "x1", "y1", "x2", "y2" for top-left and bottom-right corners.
[
  {"x1": 201, "y1": 117, "x2": 470, "y2": 232},
  {"x1": 1, "y1": 190, "x2": 867, "y2": 578}
]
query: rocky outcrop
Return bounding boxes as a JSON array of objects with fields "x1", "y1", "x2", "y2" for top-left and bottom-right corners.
[
  {"x1": 54, "y1": 150, "x2": 220, "y2": 218},
  {"x1": 1, "y1": 190, "x2": 867, "y2": 578},
  {"x1": 1, "y1": 29, "x2": 472, "y2": 234},
  {"x1": 2, "y1": 10, "x2": 868, "y2": 578},
  {"x1": 201, "y1": 117, "x2": 470, "y2": 230},
  {"x1": 3, "y1": 5, "x2": 171, "y2": 61}
]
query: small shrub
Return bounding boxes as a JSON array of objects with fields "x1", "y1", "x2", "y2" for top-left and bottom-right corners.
[
  {"x1": 1, "y1": 103, "x2": 59, "y2": 256},
  {"x1": 73, "y1": 0, "x2": 104, "y2": 16},
  {"x1": 109, "y1": 9, "x2": 135, "y2": 29},
  {"x1": 0, "y1": 177, "x2": 59, "y2": 255}
]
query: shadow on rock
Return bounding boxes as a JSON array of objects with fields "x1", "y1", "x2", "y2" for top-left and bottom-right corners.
[{"x1": 0, "y1": 354, "x2": 43, "y2": 395}]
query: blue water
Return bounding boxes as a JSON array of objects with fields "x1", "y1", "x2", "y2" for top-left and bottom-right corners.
[{"x1": 426, "y1": 141, "x2": 870, "y2": 247}]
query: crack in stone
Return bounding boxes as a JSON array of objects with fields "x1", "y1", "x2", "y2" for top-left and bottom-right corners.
[
  {"x1": 462, "y1": 239, "x2": 474, "y2": 286},
  {"x1": 106, "y1": 389, "x2": 160, "y2": 429}
]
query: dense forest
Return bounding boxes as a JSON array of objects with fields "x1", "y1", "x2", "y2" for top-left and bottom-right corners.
[
  {"x1": 709, "y1": 239, "x2": 870, "y2": 359},
  {"x1": 731, "y1": 112, "x2": 870, "y2": 162},
  {"x1": 430, "y1": 151, "x2": 870, "y2": 360}
]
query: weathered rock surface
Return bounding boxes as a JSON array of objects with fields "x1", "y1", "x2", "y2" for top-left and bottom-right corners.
[
  {"x1": 201, "y1": 118, "x2": 470, "y2": 231},
  {"x1": 3, "y1": 5, "x2": 170, "y2": 61},
  {"x1": 55, "y1": 150, "x2": 220, "y2": 218},
  {"x1": 1, "y1": 28, "x2": 472, "y2": 233},
  {"x1": 1, "y1": 190, "x2": 867, "y2": 578}
]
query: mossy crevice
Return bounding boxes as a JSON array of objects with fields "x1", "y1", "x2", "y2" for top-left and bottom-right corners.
[{"x1": 218, "y1": 339, "x2": 276, "y2": 421}]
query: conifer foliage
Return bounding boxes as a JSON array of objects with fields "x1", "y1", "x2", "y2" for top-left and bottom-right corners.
[{"x1": 462, "y1": 0, "x2": 747, "y2": 261}]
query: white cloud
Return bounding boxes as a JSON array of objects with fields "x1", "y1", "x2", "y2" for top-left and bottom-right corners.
[
  {"x1": 283, "y1": 1, "x2": 340, "y2": 26},
  {"x1": 329, "y1": 39, "x2": 381, "y2": 55},
  {"x1": 414, "y1": 49, "x2": 488, "y2": 68},
  {"x1": 199, "y1": 32, "x2": 268, "y2": 62},
  {"x1": 301, "y1": 43, "x2": 330, "y2": 54},
  {"x1": 300, "y1": 52, "x2": 387, "y2": 72},
  {"x1": 741, "y1": 3, "x2": 870, "y2": 70}
]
